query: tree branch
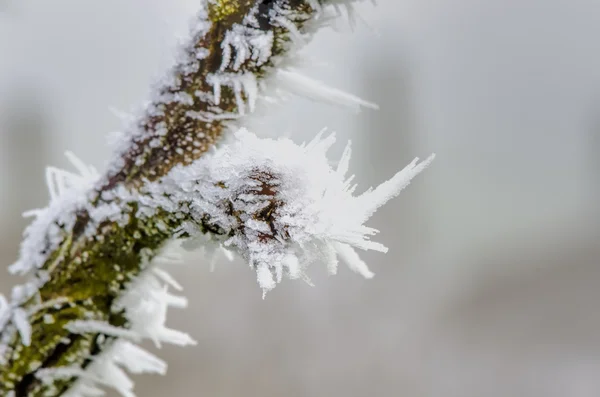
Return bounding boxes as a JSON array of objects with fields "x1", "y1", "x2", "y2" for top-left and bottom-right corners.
[
  {"x1": 0, "y1": 1, "x2": 434, "y2": 396},
  {"x1": 0, "y1": 1, "x2": 325, "y2": 395}
]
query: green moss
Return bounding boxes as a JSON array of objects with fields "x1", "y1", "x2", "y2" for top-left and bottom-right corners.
[{"x1": 208, "y1": 0, "x2": 253, "y2": 23}]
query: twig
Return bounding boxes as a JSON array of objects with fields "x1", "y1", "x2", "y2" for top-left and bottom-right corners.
[{"x1": 0, "y1": 1, "x2": 434, "y2": 396}]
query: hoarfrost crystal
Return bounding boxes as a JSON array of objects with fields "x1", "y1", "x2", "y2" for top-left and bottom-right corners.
[
  {"x1": 139, "y1": 128, "x2": 435, "y2": 296},
  {"x1": 51, "y1": 244, "x2": 195, "y2": 397}
]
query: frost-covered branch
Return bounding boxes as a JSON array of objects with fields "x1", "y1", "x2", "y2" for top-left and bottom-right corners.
[
  {"x1": 137, "y1": 129, "x2": 433, "y2": 295},
  {"x1": 0, "y1": 1, "x2": 434, "y2": 396}
]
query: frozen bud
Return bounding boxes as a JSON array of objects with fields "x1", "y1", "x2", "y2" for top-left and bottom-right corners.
[{"x1": 144, "y1": 128, "x2": 435, "y2": 296}]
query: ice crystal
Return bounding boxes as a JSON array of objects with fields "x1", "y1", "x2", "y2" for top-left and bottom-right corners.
[
  {"x1": 10, "y1": 152, "x2": 99, "y2": 276},
  {"x1": 0, "y1": 296, "x2": 9, "y2": 340},
  {"x1": 220, "y1": 24, "x2": 274, "y2": 72},
  {"x1": 38, "y1": 341, "x2": 166, "y2": 397},
  {"x1": 47, "y1": 243, "x2": 194, "y2": 397}
]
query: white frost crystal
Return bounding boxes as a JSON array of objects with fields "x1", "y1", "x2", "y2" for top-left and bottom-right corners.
[
  {"x1": 140, "y1": 128, "x2": 435, "y2": 296},
  {"x1": 56, "y1": 244, "x2": 195, "y2": 397},
  {"x1": 10, "y1": 152, "x2": 99, "y2": 276},
  {"x1": 0, "y1": 296, "x2": 9, "y2": 341},
  {"x1": 220, "y1": 23, "x2": 274, "y2": 72}
]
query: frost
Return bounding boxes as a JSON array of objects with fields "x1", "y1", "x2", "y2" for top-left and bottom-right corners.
[
  {"x1": 1, "y1": 289, "x2": 39, "y2": 352},
  {"x1": 220, "y1": 24, "x2": 274, "y2": 72},
  {"x1": 136, "y1": 128, "x2": 434, "y2": 296},
  {"x1": 10, "y1": 151, "x2": 99, "y2": 276},
  {"x1": 273, "y1": 13, "x2": 306, "y2": 44},
  {"x1": 66, "y1": 321, "x2": 141, "y2": 341},
  {"x1": 58, "y1": 244, "x2": 194, "y2": 397},
  {"x1": 11, "y1": 309, "x2": 31, "y2": 347},
  {"x1": 106, "y1": 0, "x2": 378, "y2": 171},
  {"x1": 106, "y1": 2, "x2": 212, "y2": 162},
  {"x1": 115, "y1": 256, "x2": 195, "y2": 348},
  {"x1": 0, "y1": 296, "x2": 9, "y2": 335},
  {"x1": 38, "y1": 347, "x2": 160, "y2": 397},
  {"x1": 206, "y1": 72, "x2": 259, "y2": 114},
  {"x1": 0, "y1": 150, "x2": 100, "y2": 367},
  {"x1": 274, "y1": 68, "x2": 379, "y2": 111}
]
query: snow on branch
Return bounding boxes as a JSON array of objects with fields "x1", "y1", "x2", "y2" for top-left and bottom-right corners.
[
  {"x1": 138, "y1": 129, "x2": 434, "y2": 295},
  {"x1": 102, "y1": 0, "x2": 375, "y2": 190},
  {"x1": 0, "y1": 1, "x2": 433, "y2": 396}
]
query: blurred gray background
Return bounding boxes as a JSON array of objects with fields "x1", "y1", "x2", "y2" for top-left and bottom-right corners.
[{"x1": 1, "y1": 0, "x2": 600, "y2": 396}]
